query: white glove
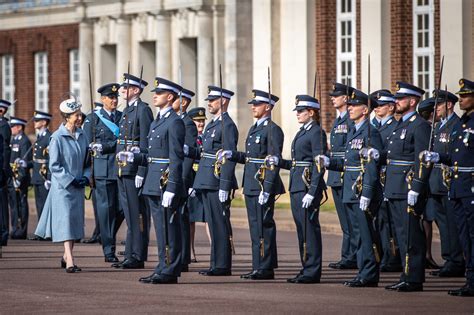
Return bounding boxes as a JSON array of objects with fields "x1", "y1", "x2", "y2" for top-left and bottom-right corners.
[
  {"x1": 359, "y1": 196, "x2": 370, "y2": 211},
  {"x1": 266, "y1": 155, "x2": 279, "y2": 166},
  {"x1": 188, "y1": 188, "x2": 196, "y2": 198},
  {"x1": 315, "y1": 155, "x2": 330, "y2": 167},
  {"x1": 217, "y1": 150, "x2": 232, "y2": 163},
  {"x1": 302, "y1": 193, "x2": 315, "y2": 208},
  {"x1": 420, "y1": 150, "x2": 440, "y2": 163},
  {"x1": 15, "y1": 158, "x2": 27, "y2": 168},
  {"x1": 117, "y1": 151, "x2": 134, "y2": 163},
  {"x1": 161, "y1": 191, "x2": 175, "y2": 207},
  {"x1": 44, "y1": 180, "x2": 51, "y2": 190},
  {"x1": 219, "y1": 189, "x2": 229, "y2": 203},
  {"x1": 183, "y1": 144, "x2": 189, "y2": 156},
  {"x1": 13, "y1": 179, "x2": 20, "y2": 188},
  {"x1": 129, "y1": 146, "x2": 140, "y2": 154},
  {"x1": 258, "y1": 191, "x2": 270, "y2": 205},
  {"x1": 407, "y1": 190, "x2": 419, "y2": 206},
  {"x1": 135, "y1": 175, "x2": 144, "y2": 188},
  {"x1": 367, "y1": 148, "x2": 380, "y2": 161},
  {"x1": 89, "y1": 143, "x2": 103, "y2": 153}
]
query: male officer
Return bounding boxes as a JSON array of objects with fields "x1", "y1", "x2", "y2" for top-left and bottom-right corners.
[
  {"x1": 319, "y1": 90, "x2": 383, "y2": 287},
  {"x1": 171, "y1": 87, "x2": 197, "y2": 272},
  {"x1": 423, "y1": 78, "x2": 474, "y2": 296},
  {"x1": 185, "y1": 85, "x2": 239, "y2": 276},
  {"x1": 370, "y1": 90, "x2": 402, "y2": 272},
  {"x1": 0, "y1": 99, "x2": 11, "y2": 246},
  {"x1": 28, "y1": 111, "x2": 52, "y2": 240},
  {"x1": 426, "y1": 89, "x2": 465, "y2": 277},
  {"x1": 113, "y1": 73, "x2": 153, "y2": 269},
  {"x1": 121, "y1": 77, "x2": 185, "y2": 284},
  {"x1": 8, "y1": 117, "x2": 32, "y2": 239},
  {"x1": 327, "y1": 82, "x2": 357, "y2": 269},
  {"x1": 218, "y1": 89, "x2": 284, "y2": 280},
  {"x1": 373, "y1": 82, "x2": 430, "y2": 292},
  {"x1": 84, "y1": 83, "x2": 123, "y2": 262}
]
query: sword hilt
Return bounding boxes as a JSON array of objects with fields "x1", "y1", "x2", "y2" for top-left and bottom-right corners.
[
  {"x1": 303, "y1": 242, "x2": 307, "y2": 262},
  {"x1": 259, "y1": 238, "x2": 264, "y2": 258},
  {"x1": 230, "y1": 235, "x2": 236, "y2": 255},
  {"x1": 390, "y1": 238, "x2": 397, "y2": 257},
  {"x1": 165, "y1": 245, "x2": 171, "y2": 266}
]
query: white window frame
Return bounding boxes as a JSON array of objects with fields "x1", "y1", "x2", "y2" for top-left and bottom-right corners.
[
  {"x1": 69, "y1": 49, "x2": 80, "y2": 100},
  {"x1": 35, "y1": 52, "x2": 49, "y2": 112},
  {"x1": 413, "y1": 0, "x2": 434, "y2": 98},
  {"x1": 1, "y1": 54, "x2": 15, "y2": 115},
  {"x1": 336, "y1": 0, "x2": 357, "y2": 87}
]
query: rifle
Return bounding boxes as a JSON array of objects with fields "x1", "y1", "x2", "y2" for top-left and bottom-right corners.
[
  {"x1": 129, "y1": 65, "x2": 144, "y2": 151},
  {"x1": 88, "y1": 64, "x2": 96, "y2": 193},
  {"x1": 116, "y1": 61, "x2": 131, "y2": 177},
  {"x1": 160, "y1": 169, "x2": 171, "y2": 266}
]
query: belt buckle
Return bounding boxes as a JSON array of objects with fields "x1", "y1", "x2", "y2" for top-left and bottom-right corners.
[{"x1": 147, "y1": 157, "x2": 152, "y2": 163}]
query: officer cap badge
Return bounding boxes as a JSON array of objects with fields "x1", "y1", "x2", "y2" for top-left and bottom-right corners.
[
  {"x1": 111, "y1": 85, "x2": 117, "y2": 92},
  {"x1": 155, "y1": 79, "x2": 159, "y2": 87},
  {"x1": 208, "y1": 87, "x2": 212, "y2": 94},
  {"x1": 252, "y1": 91, "x2": 256, "y2": 98},
  {"x1": 332, "y1": 84, "x2": 336, "y2": 91},
  {"x1": 199, "y1": 110, "x2": 204, "y2": 116},
  {"x1": 351, "y1": 91, "x2": 356, "y2": 99},
  {"x1": 295, "y1": 96, "x2": 299, "y2": 105},
  {"x1": 396, "y1": 83, "x2": 400, "y2": 91},
  {"x1": 459, "y1": 79, "x2": 464, "y2": 88},
  {"x1": 122, "y1": 74, "x2": 126, "y2": 82},
  {"x1": 377, "y1": 92, "x2": 381, "y2": 99}
]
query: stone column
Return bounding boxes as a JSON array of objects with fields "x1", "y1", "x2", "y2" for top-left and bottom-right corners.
[
  {"x1": 79, "y1": 20, "x2": 94, "y2": 112},
  {"x1": 116, "y1": 17, "x2": 132, "y2": 81},
  {"x1": 197, "y1": 10, "x2": 214, "y2": 104},
  {"x1": 155, "y1": 13, "x2": 172, "y2": 78}
]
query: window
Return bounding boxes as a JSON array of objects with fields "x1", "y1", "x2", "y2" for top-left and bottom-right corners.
[
  {"x1": 413, "y1": 0, "x2": 434, "y2": 98},
  {"x1": 69, "y1": 49, "x2": 80, "y2": 99},
  {"x1": 35, "y1": 52, "x2": 49, "y2": 112},
  {"x1": 1, "y1": 54, "x2": 15, "y2": 115},
  {"x1": 336, "y1": 0, "x2": 356, "y2": 86}
]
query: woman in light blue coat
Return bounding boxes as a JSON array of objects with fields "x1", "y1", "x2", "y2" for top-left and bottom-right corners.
[{"x1": 35, "y1": 98, "x2": 90, "y2": 273}]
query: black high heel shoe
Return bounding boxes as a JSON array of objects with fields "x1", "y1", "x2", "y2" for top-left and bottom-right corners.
[
  {"x1": 65, "y1": 265, "x2": 82, "y2": 273},
  {"x1": 61, "y1": 258, "x2": 66, "y2": 269}
]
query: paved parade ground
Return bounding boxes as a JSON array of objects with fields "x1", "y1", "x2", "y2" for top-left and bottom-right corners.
[{"x1": 1, "y1": 206, "x2": 473, "y2": 314}]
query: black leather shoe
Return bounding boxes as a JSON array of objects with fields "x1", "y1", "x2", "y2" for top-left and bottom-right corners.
[
  {"x1": 105, "y1": 255, "x2": 119, "y2": 263},
  {"x1": 448, "y1": 285, "x2": 474, "y2": 297},
  {"x1": 201, "y1": 268, "x2": 231, "y2": 276},
  {"x1": 181, "y1": 264, "x2": 189, "y2": 272},
  {"x1": 61, "y1": 258, "x2": 66, "y2": 269},
  {"x1": 425, "y1": 258, "x2": 440, "y2": 269},
  {"x1": 28, "y1": 235, "x2": 43, "y2": 241},
  {"x1": 112, "y1": 259, "x2": 128, "y2": 268},
  {"x1": 139, "y1": 273, "x2": 159, "y2": 284},
  {"x1": 117, "y1": 251, "x2": 126, "y2": 256},
  {"x1": 396, "y1": 282, "x2": 423, "y2": 292},
  {"x1": 65, "y1": 265, "x2": 82, "y2": 273},
  {"x1": 292, "y1": 275, "x2": 320, "y2": 284},
  {"x1": 249, "y1": 270, "x2": 274, "y2": 280},
  {"x1": 121, "y1": 258, "x2": 144, "y2": 269},
  {"x1": 385, "y1": 281, "x2": 405, "y2": 291},
  {"x1": 328, "y1": 261, "x2": 343, "y2": 269},
  {"x1": 430, "y1": 268, "x2": 465, "y2": 277},
  {"x1": 240, "y1": 270, "x2": 258, "y2": 279},
  {"x1": 199, "y1": 268, "x2": 212, "y2": 275},
  {"x1": 346, "y1": 279, "x2": 378, "y2": 287},
  {"x1": 81, "y1": 237, "x2": 99, "y2": 244},
  {"x1": 150, "y1": 274, "x2": 178, "y2": 284},
  {"x1": 380, "y1": 265, "x2": 403, "y2": 272},
  {"x1": 343, "y1": 277, "x2": 359, "y2": 286},
  {"x1": 339, "y1": 262, "x2": 358, "y2": 270}
]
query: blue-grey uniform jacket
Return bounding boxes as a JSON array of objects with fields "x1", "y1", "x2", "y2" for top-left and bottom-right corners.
[
  {"x1": 181, "y1": 112, "x2": 198, "y2": 190},
  {"x1": 230, "y1": 118, "x2": 285, "y2": 196},
  {"x1": 378, "y1": 116, "x2": 397, "y2": 149},
  {"x1": 31, "y1": 129, "x2": 52, "y2": 185},
  {"x1": 10, "y1": 133, "x2": 32, "y2": 182},
  {"x1": 115, "y1": 99, "x2": 153, "y2": 176},
  {"x1": 279, "y1": 121, "x2": 327, "y2": 196},
  {"x1": 327, "y1": 113, "x2": 353, "y2": 187},
  {"x1": 83, "y1": 108, "x2": 122, "y2": 180},
  {"x1": 135, "y1": 109, "x2": 186, "y2": 197},
  {"x1": 328, "y1": 119, "x2": 383, "y2": 203},
  {"x1": 189, "y1": 112, "x2": 239, "y2": 192},
  {"x1": 0, "y1": 117, "x2": 11, "y2": 180}
]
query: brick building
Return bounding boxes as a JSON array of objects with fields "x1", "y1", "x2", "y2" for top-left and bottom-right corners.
[{"x1": 0, "y1": 0, "x2": 473, "y2": 155}]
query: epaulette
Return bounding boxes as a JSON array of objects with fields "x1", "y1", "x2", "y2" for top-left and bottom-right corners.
[{"x1": 409, "y1": 115, "x2": 417, "y2": 122}]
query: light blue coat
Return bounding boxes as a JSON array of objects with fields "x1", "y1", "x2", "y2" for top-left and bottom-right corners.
[{"x1": 35, "y1": 124, "x2": 90, "y2": 242}]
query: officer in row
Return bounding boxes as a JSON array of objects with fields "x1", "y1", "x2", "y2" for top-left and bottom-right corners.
[
  {"x1": 370, "y1": 90, "x2": 402, "y2": 272},
  {"x1": 218, "y1": 89, "x2": 285, "y2": 280},
  {"x1": 113, "y1": 73, "x2": 153, "y2": 269},
  {"x1": 28, "y1": 111, "x2": 52, "y2": 241},
  {"x1": 84, "y1": 83, "x2": 123, "y2": 262},
  {"x1": 8, "y1": 117, "x2": 32, "y2": 240},
  {"x1": 318, "y1": 89, "x2": 383, "y2": 287},
  {"x1": 423, "y1": 78, "x2": 474, "y2": 296},
  {"x1": 171, "y1": 87, "x2": 198, "y2": 273},
  {"x1": 0, "y1": 99, "x2": 12, "y2": 246},
  {"x1": 185, "y1": 85, "x2": 239, "y2": 276},
  {"x1": 120, "y1": 77, "x2": 186, "y2": 284},
  {"x1": 327, "y1": 83, "x2": 357, "y2": 270}
]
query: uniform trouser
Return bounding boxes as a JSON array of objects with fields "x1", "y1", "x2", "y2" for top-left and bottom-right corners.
[
  {"x1": 180, "y1": 198, "x2": 191, "y2": 266},
  {"x1": 331, "y1": 186, "x2": 357, "y2": 264},
  {"x1": 346, "y1": 202, "x2": 380, "y2": 282},
  {"x1": 245, "y1": 194, "x2": 278, "y2": 271},
  {"x1": 0, "y1": 183, "x2": 9, "y2": 245},
  {"x1": 387, "y1": 199, "x2": 426, "y2": 283},
  {"x1": 147, "y1": 195, "x2": 182, "y2": 277},
  {"x1": 8, "y1": 179, "x2": 29, "y2": 239},
  {"x1": 117, "y1": 175, "x2": 150, "y2": 261},
  {"x1": 378, "y1": 200, "x2": 402, "y2": 268},
  {"x1": 90, "y1": 191, "x2": 100, "y2": 239},
  {"x1": 201, "y1": 189, "x2": 232, "y2": 270},
  {"x1": 430, "y1": 194, "x2": 465, "y2": 271},
  {"x1": 452, "y1": 196, "x2": 474, "y2": 287},
  {"x1": 94, "y1": 179, "x2": 121, "y2": 257},
  {"x1": 34, "y1": 184, "x2": 48, "y2": 222},
  {"x1": 290, "y1": 191, "x2": 322, "y2": 280}
]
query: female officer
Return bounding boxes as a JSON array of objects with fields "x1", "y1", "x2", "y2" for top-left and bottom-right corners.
[{"x1": 35, "y1": 98, "x2": 90, "y2": 273}]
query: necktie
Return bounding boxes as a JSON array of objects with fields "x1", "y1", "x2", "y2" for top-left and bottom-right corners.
[{"x1": 110, "y1": 113, "x2": 115, "y2": 122}]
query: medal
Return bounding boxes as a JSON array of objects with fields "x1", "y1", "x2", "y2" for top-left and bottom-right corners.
[
  {"x1": 255, "y1": 135, "x2": 261, "y2": 144},
  {"x1": 400, "y1": 129, "x2": 407, "y2": 140}
]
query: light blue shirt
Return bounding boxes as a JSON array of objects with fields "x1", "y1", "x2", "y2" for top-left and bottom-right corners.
[
  {"x1": 159, "y1": 106, "x2": 173, "y2": 118},
  {"x1": 439, "y1": 113, "x2": 454, "y2": 129},
  {"x1": 402, "y1": 111, "x2": 416, "y2": 122},
  {"x1": 354, "y1": 119, "x2": 367, "y2": 131},
  {"x1": 381, "y1": 115, "x2": 393, "y2": 126},
  {"x1": 256, "y1": 116, "x2": 270, "y2": 127}
]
